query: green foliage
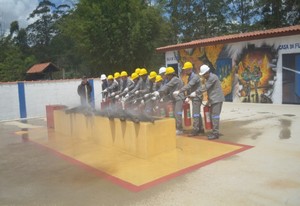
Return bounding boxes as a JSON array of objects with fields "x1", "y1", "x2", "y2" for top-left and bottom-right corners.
[
  {"x1": 0, "y1": 0, "x2": 299, "y2": 82},
  {"x1": 59, "y1": 0, "x2": 170, "y2": 76},
  {"x1": 0, "y1": 37, "x2": 36, "y2": 81}
]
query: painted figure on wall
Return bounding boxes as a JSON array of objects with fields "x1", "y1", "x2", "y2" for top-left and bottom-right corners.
[
  {"x1": 235, "y1": 46, "x2": 277, "y2": 103},
  {"x1": 176, "y1": 43, "x2": 277, "y2": 104}
]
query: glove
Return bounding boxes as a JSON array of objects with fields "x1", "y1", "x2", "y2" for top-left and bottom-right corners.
[
  {"x1": 103, "y1": 89, "x2": 108, "y2": 93},
  {"x1": 173, "y1": 90, "x2": 179, "y2": 97},
  {"x1": 189, "y1": 91, "x2": 196, "y2": 97},
  {"x1": 185, "y1": 97, "x2": 190, "y2": 103},
  {"x1": 152, "y1": 91, "x2": 159, "y2": 96},
  {"x1": 151, "y1": 96, "x2": 157, "y2": 101},
  {"x1": 124, "y1": 87, "x2": 129, "y2": 92},
  {"x1": 135, "y1": 90, "x2": 139, "y2": 95},
  {"x1": 205, "y1": 101, "x2": 210, "y2": 106},
  {"x1": 115, "y1": 95, "x2": 119, "y2": 99},
  {"x1": 111, "y1": 92, "x2": 115, "y2": 96},
  {"x1": 125, "y1": 94, "x2": 129, "y2": 98},
  {"x1": 144, "y1": 93, "x2": 150, "y2": 98}
]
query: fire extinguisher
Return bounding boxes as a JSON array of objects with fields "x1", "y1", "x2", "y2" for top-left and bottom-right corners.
[
  {"x1": 101, "y1": 98, "x2": 110, "y2": 109},
  {"x1": 183, "y1": 102, "x2": 191, "y2": 126},
  {"x1": 166, "y1": 102, "x2": 174, "y2": 118},
  {"x1": 203, "y1": 105, "x2": 212, "y2": 130}
]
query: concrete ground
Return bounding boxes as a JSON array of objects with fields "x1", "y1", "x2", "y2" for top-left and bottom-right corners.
[{"x1": 0, "y1": 102, "x2": 299, "y2": 206}]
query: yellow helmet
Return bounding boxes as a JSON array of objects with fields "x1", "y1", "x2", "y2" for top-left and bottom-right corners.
[
  {"x1": 183, "y1": 61, "x2": 193, "y2": 70},
  {"x1": 165, "y1": 67, "x2": 175, "y2": 75},
  {"x1": 107, "y1": 75, "x2": 114, "y2": 80},
  {"x1": 139, "y1": 68, "x2": 148, "y2": 76},
  {"x1": 131, "y1": 72, "x2": 139, "y2": 80},
  {"x1": 114, "y1": 72, "x2": 120, "y2": 79},
  {"x1": 155, "y1": 75, "x2": 163, "y2": 83},
  {"x1": 135, "y1": 68, "x2": 141, "y2": 75},
  {"x1": 120, "y1": 71, "x2": 128, "y2": 77},
  {"x1": 149, "y1": 71, "x2": 157, "y2": 79}
]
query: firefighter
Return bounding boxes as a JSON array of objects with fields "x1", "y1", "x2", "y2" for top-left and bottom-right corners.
[
  {"x1": 129, "y1": 68, "x2": 150, "y2": 96},
  {"x1": 199, "y1": 64, "x2": 225, "y2": 140},
  {"x1": 143, "y1": 71, "x2": 157, "y2": 114},
  {"x1": 153, "y1": 67, "x2": 184, "y2": 135},
  {"x1": 114, "y1": 72, "x2": 122, "y2": 93},
  {"x1": 103, "y1": 75, "x2": 119, "y2": 98},
  {"x1": 135, "y1": 68, "x2": 141, "y2": 82},
  {"x1": 100, "y1": 74, "x2": 108, "y2": 99},
  {"x1": 158, "y1": 66, "x2": 167, "y2": 85},
  {"x1": 177, "y1": 61, "x2": 204, "y2": 136},
  {"x1": 155, "y1": 75, "x2": 163, "y2": 91},
  {"x1": 148, "y1": 71, "x2": 157, "y2": 92},
  {"x1": 123, "y1": 72, "x2": 142, "y2": 109},
  {"x1": 115, "y1": 71, "x2": 133, "y2": 99}
]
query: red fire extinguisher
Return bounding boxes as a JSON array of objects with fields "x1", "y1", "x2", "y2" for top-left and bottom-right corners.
[
  {"x1": 166, "y1": 102, "x2": 174, "y2": 118},
  {"x1": 183, "y1": 102, "x2": 191, "y2": 126},
  {"x1": 101, "y1": 98, "x2": 110, "y2": 109},
  {"x1": 203, "y1": 105, "x2": 212, "y2": 130}
]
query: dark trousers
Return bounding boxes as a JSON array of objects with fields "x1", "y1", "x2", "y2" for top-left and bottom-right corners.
[
  {"x1": 210, "y1": 102, "x2": 223, "y2": 135},
  {"x1": 192, "y1": 98, "x2": 204, "y2": 132}
]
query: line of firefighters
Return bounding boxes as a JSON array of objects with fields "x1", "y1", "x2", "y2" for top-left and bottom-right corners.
[{"x1": 100, "y1": 62, "x2": 225, "y2": 140}]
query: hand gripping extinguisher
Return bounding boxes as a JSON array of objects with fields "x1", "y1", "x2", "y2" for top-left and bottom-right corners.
[
  {"x1": 182, "y1": 101, "x2": 191, "y2": 127},
  {"x1": 203, "y1": 105, "x2": 212, "y2": 130}
]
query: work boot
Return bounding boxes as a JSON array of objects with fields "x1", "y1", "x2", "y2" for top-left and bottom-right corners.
[
  {"x1": 188, "y1": 129, "x2": 205, "y2": 137},
  {"x1": 198, "y1": 128, "x2": 205, "y2": 134},
  {"x1": 207, "y1": 133, "x2": 219, "y2": 140},
  {"x1": 188, "y1": 130, "x2": 199, "y2": 137}
]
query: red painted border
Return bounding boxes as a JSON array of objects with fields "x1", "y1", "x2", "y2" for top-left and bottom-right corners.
[{"x1": 29, "y1": 138, "x2": 253, "y2": 192}]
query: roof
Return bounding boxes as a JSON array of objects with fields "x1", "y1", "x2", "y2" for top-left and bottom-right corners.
[
  {"x1": 27, "y1": 62, "x2": 60, "y2": 74},
  {"x1": 156, "y1": 25, "x2": 300, "y2": 52}
]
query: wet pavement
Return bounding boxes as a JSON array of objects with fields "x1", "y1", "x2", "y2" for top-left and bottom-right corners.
[{"x1": 0, "y1": 102, "x2": 300, "y2": 206}]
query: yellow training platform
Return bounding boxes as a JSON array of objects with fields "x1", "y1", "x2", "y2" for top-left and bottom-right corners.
[{"x1": 21, "y1": 110, "x2": 252, "y2": 192}]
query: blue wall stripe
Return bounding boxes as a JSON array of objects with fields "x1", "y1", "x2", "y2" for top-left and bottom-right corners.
[
  {"x1": 88, "y1": 79, "x2": 95, "y2": 108},
  {"x1": 17, "y1": 82, "x2": 27, "y2": 119}
]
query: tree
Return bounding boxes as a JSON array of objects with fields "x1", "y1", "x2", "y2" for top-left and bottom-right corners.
[
  {"x1": 161, "y1": 0, "x2": 229, "y2": 42},
  {"x1": 60, "y1": 0, "x2": 169, "y2": 76},
  {"x1": 26, "y1": 0, "x2": 70, "y2": 62},
  {"x1": 225, "y1": 0, "x2": 260, "y2": 33},
  {"x1": 0, "y1": 36, "x2": 36, "y2": 82},
  {"x1": 257, "y1": 0, "x2": 300, "y2": 29},
  {"x1": 284, "y1": 0, "x2": 300, "y2": 25}
]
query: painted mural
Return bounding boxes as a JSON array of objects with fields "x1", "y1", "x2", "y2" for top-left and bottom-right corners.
[{"x1": 174, "y1": 43, "x2": 278, "y2": 103}]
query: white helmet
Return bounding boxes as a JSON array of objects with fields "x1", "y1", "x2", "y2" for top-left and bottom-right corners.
[
  {"x1": 159, "y1": 67, "x2": 166, "y2": 75},
  {"x1": 199, "y1": 65, "x2": 210, "y2": 75},
  {"x1": 100, "y1": 74, "x2": 107, "y2": 80}
]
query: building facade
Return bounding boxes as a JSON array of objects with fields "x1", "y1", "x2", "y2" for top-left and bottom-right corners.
[{"x1": 157, "y1": 25, "x2": 300, "y2": 104}]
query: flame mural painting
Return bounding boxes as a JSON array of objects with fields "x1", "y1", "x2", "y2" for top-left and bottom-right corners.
[{"x1": 175, "y1": 43, "x2": 278, "y2": 104}]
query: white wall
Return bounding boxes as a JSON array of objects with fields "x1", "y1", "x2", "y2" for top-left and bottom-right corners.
[
  {"x1": 0, "y1": 78, "x2": 103, "y2": 121},
  {"x1": 0, "y1": 83, "x2": 19, "y2": 120}
]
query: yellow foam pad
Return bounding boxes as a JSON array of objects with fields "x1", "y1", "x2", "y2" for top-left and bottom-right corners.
[{"x1": 26, "y1": 126, "x2": 252, "y2": 191}]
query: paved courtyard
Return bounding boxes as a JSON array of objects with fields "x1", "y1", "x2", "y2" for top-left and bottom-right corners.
[{"x1": 0, "y1": 102, "x2": 299, "y2": 206}]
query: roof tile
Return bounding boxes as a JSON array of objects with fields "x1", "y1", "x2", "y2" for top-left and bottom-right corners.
[{"x1": 156, "y1": 25, "x2": 300, "y2": 52}]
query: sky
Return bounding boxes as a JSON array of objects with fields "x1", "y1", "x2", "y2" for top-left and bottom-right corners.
[{"x1": 0, "y1": 0, "x2": 76, "y2": 35}]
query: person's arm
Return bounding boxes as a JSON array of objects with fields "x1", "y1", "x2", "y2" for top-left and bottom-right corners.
[{"x1": 129, "y1": 79, "x2": 141, "y2": 94}]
